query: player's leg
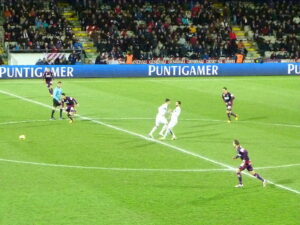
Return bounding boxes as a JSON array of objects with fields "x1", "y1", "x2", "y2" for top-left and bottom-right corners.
[
  {"x1": 226, "y1": 109, "x2": 232, "y2": 122},
  {"x1": 165, "y1": 120, "x2": 177, "y2": 140},
  {"x1": 249, "y1": 169, "x2": 267, "y2": 187},
  {"x1": 51, "y1": 106, "x2": 57, "y2": 119},
  {"x1": 149, "y1": 118, "x2": 160, "y2": 138},
  {"x1": 235, "y1": 168, "x2": 244, "y2": 187},
  {"x1": 159, "y1": 117, "x2": 168, "y2": 136},
  {"x1": 228, "y1": 103, "x2": 238, "y2": 120},
  {"x1": 51, "y1": 99, "x2": 57, "y2": 119},
  {"x1": 67, "y1": 107, "x2": 76, "y2": 123},
  {"x1": 59, "y1": 105, "x2": 63, "y2": 119},
  {"x1": 48, "y1": 83, "x2": 53, "y2": 95}
]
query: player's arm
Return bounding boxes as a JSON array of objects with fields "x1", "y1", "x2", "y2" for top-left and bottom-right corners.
[
  {"x1": 232, "y1": 154, "x2": 240, "y2": 160},
  {"x1": 239, "y1": 160, "x2": 246, "y2": 167},
  {"x1": 231, "y1": 94, "x2": 235, "y2": 102},
  {"x1": 221, "y1": 94, "x2": 226, "y2": 103},
  {"x1": 74, "y1": 99, "x2": 79, "y2": 107}
]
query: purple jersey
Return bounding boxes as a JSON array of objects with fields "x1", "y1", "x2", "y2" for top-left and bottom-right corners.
[
  {"x1": 63, "y1": 96, "x2": 78, "y2": 106},
  {"x1": 43, "y1": 71, "x2": 54, "y2": 82},
  {"x1": 235, "y1": 146, "x2": 250, "y2": 161},
  {"x1": 222, "y1": 92, "x2": 235, "y2": 103},
  {"x1": 235, "y1": 146, "x2": 253, "y2": 171}
]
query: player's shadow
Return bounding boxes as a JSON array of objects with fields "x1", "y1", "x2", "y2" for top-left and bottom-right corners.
[
  {"x1": 272, "y1": 179, "x2": 293, "y2": 185},
  {"x1": 243, "y1": 116, "x2": 267, "y2": 121},
  {"x1": 180, "y1": 132, "x2": 222, "y2": 140}
]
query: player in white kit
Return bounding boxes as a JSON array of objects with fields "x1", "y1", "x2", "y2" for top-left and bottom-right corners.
[
  {"x1": 148, "y1": 98, "x2": 171, "y2": 138},
  {"x1": 160, "y1": 101, "x2": 181, "y2": 140}
]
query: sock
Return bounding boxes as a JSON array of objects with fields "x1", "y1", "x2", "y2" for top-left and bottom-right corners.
[
  {"x1": 51, "y1": 110, "x2": 55, "y2": 118},
  {"x1": 60, "y1": 109, "x2": 63, "y2": 118},
  {"x1": 237, "y1": 172, "x2": 242, "y2": 184},
  {"x1": 159, "y1": 124, "x2": 168, "y2": 134},
  {"x1": 231, "y1": 112, "x2": 237, "y2": 117},
  {"x1": 149, "y1": 126, "x2": 157, "y2": 135},
  {"x1": 227, "y1": 113, "x2": 231, "y2": 120},
  {"x1": 49, "y1": 88, "x2": 53, "y2": 95},
  {"x1": 68, "y1": 114, "x2": 73, "y2": 121},
  {"x1": 254, "y1": 173, "x2": 264, "y2": 182},
  {"x1": 169, "y1": 129, "x2": 174, "y2": 136}
]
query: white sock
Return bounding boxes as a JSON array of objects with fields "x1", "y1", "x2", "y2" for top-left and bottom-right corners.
[
  {"x1": 149, "y1": 126, "x2": 157, "y2": 135},
  {"x1": 163, "y1": 127, "x2": 169, "y2": 138},
  {"x1": 159, "y1": 124, "x2": 168, "y2": 134}
]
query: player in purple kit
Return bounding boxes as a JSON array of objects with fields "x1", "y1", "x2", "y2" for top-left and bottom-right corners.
[
  {"x1": 43, "y1": 67, "x2": 54, "y2": 95},
  {"x1": 62, "y1": 93, "x2": 78, "y2": 123},
  {"x1": 222, "y1": 87, "x2": 238, "y2": 123},
  {"x1": 232, "y1": 139, "x2": 267, "y2": 188}
]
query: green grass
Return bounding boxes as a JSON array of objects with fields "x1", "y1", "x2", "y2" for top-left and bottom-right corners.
[{"x1": 0, "y1": 76, "x2": 299, "y2": 225}]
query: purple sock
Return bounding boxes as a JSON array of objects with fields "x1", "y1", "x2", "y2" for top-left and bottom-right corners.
[
  {"x1": 237, "y1": 173, "x2": 242, "y2": 184},
  {"x1": 254, "y1": 173, "x2": 264, "y2": 182}
]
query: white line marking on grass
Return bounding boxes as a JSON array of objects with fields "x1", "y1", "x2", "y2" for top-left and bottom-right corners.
[
  {"x1": 0, "y1": 158, "x2": 299, "y2": 172},
  {"x1": 90, "y1": 117, "x2": 300, "y2": 129},
  {"x1": 256, "y1": 163, "x2": 300, "y2": 170},
  {"x1": 0, "y1": 119, "x2": 49, "y2": 126},
  {"x1": 1, "y1": 89, "x2": 299, "y2": 195},
  {"x1": 0, "y1": 158, "x2": 231, "y2": 172}
]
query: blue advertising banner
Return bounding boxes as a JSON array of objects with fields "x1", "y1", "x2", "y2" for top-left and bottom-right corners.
[{"x1": 0, "y1": 63, "x2": 299, "y2": 79}]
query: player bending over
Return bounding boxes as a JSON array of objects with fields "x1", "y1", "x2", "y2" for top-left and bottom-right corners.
[
  {"x1": 51, "y1": 81, "x2": 63, "y2": 120},
  {"x1": 62, "y1": 93, "x2": 78, "y2": 123},
  {"x1": 232, "y1": 139, "x2": 267, "y2": 188},
  {"x1": 148, "y1": 98, "x2": 171, "y2": 138},
  {"x1": 160, "y1": 101, "x2": 181, "y2": 140},
  {"x1": 43, "y1": 67, "x2": 54, "y2": 95},
  {"x1": 222, "y1": 87, "x2": 238, "y2": 123}
]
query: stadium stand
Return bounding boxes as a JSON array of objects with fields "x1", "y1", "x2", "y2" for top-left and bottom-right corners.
[
  {"x1": 75, "y1": 0, "x2": 242, "y2": 62},
  {"x1": 228, "y1": 0, "x2": 300, "y2": 59},
  {"x1": 1, "y1": 0, "x2": 299, "y2": 64}
]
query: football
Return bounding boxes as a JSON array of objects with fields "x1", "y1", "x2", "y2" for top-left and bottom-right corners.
[{"x1": 19, "y1": 135, "x2": 26, "y2": 140}]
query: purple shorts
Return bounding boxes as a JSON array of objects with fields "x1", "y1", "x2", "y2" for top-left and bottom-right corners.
[
  {"x1": 45, "y1": 80, "x2": 53, "y2": 88},
  {"x1": 239, "y1": 160, "x2": 253, "y2": 171},
  {"x1": 226, "y1": 102, "x2": 233, "y2": 111},
  {"x1": 66, "y1": 106, "x2": 76, "y2": 113}
]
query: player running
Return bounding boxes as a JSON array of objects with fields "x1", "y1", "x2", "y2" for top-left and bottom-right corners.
[
  {"x1": 232, "y1": 139, "x2": 267, "y2": 188},
  {"x1": 51, "y1": 81, "x2": 63, "y2": 120},
  {"x1": 160, "y1": 101, "x2": 181, "y2": 140},
  {"x1": 148, "y1": 98, "x2": 171, "y2": 138},
  {"x1": 222, "y1": 87, "x2": 238, "y2": 123},
  {"x1": 62, "y1": 93, "x2": 78, "y2": 123},
  {"x1": 43, "y1": 67, "x2": 54, "y2": 95}
]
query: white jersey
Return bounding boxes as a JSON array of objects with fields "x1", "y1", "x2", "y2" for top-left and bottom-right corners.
[
  {"x1": 168, "y1": 106, "x2": 181, "y2": 129},
  {"x1": 171, "y1": 106, "x2": 181, "y2": 121},
  {"x1": 157, "y1": 103, "x2": 168, "y2": 117}
]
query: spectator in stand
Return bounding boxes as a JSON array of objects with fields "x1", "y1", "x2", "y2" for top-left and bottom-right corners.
[
  {"x1": 228, "y1": 0, "x2": 300, "y2": 59},
  {"x1": 68, "y1": 51, "x2": 78, "y2": 65},
  {"x1": 78, "y1": 0, "x2": 238, "y2": 61},
  {"x1": 3, "y1": 0, "x2": 80, "y2": 56}
]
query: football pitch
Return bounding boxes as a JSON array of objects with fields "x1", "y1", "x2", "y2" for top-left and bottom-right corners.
[{"x1": 0, "y1": 76, "x2": 299, "y2": 225}]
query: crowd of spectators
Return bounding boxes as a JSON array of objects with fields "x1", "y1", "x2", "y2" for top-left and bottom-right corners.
[
  {"x1": 75, "y1": 0, "x2": 241, "y2": 61},
  {"x1": 2, "y1": 0, "x2": 299, "y2": 62},
  {"x1": 2, "y1": 0, "x2": 82, "y2": 57},
  {"x1": 229, "y1": 0, "x2": 300, "y2": 59}
]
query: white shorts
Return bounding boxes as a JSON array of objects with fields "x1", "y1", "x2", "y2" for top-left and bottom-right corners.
[
  {"x1": 168, "y1": 119, "x2": 178, "y2": 129},
  {"x1": 155, "y1": 116, "x2": 168, "y2": 126}
]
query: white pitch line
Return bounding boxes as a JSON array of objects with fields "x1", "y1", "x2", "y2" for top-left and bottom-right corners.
[
  {"x1": 1, "y1": 117, "x2": 299, "y2": 129},
  {"x1": 0, "y1": 119, "x2": 49, "y2": 126},
  {"x1": 1, "y1": 89, "x2": 300, "y2": 195},
  {"x1": 90, "y1": 117, "x2": 300, "y2": 129},
  {"x1": 0, "y1": 158, "x2": 231, "y2": 172},
  {"x1": 0, "y1": 158, "x2": 299, "y2": 172},
  {"x1": 256, "y1": 163, "x2": 300, "y2": 170}
]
